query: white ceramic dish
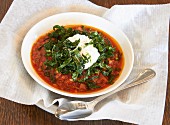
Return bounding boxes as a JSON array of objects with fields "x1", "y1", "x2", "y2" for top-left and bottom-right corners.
[{"x1": 21, "y1": 12, "x2": 134, "y2": 98}]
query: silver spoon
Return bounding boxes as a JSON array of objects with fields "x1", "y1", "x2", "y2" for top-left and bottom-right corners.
[{"x1": 55, "y1": 69, "x2": 156, "y2": 120}]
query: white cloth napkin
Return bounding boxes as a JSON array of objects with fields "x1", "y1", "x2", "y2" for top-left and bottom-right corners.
[{"x1": 0, "y1": 0, "x2": 169, "y2": 124}]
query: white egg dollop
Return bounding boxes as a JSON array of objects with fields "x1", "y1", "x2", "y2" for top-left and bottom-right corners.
[{"x1": 67, "y1": 34, "x2": 100, "y2": 69}]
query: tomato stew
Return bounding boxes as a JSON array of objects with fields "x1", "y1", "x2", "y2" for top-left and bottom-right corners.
[{"x1": 31, "y1": 25, "x2": 124, "y2": 93}]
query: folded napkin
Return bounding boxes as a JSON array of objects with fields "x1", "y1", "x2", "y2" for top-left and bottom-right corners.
[{"x1": 0, "y1": 0, "x2": 169, "y2": 124}]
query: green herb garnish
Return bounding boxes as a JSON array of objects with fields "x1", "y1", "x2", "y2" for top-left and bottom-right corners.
[{"x1": 40, "y1": 25, "x2": 121, "y2": 89}]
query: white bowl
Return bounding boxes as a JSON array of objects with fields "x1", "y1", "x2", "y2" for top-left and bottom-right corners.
[{"x1": 21, "y1": 12, "x2": 134, "y2": 98}]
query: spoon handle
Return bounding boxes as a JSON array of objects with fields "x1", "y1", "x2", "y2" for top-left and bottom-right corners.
[{"x1": 89, "y1": 69, "x2": 156, "y2": 108}]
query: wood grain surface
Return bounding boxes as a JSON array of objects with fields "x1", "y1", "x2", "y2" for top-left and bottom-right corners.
[{"x1": 0, "y1": 0, "x2": 169, "y2": 125}]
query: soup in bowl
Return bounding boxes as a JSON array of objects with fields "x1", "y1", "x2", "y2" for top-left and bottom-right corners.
[{"x1": 21, "y1": 12, "x2": 134, "y2": 98}]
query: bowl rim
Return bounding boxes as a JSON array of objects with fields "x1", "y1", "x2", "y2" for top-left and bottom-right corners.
[{"x1": 21, "y1": 12, "x2": 134, "y2": 98}]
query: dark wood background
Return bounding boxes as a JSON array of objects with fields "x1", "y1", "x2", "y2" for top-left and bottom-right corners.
[{"x1": 0, "y1": 0, "x2": 169, "y2": 125}]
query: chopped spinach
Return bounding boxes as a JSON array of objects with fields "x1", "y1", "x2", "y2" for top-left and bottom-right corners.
[
  {"x1": 87, "y1": 82, "x2": 100, "y2": 89},
  {"x1": 41, "y1": 25, "x2": 121, "y2": 87}
]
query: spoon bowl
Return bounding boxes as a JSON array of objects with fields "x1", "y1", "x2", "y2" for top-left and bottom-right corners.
[{"x1": 56, "y1": 102, "x2": 92, "y2": 120}]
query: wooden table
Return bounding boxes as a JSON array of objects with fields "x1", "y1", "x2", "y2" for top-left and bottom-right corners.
[{"x1": 0, "y1": 0, "x2": 169, "y2": 125}]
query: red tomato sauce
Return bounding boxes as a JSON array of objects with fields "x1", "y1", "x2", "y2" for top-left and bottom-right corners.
[{"x1": 31, "y1": 25, "x2": 124, "y2": 93}]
